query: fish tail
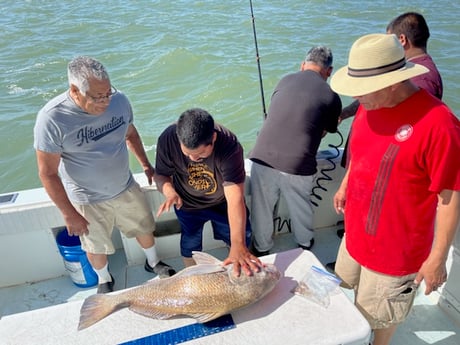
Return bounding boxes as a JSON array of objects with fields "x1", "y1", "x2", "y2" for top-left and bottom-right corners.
[{"x1": 78, "y1": 294, "x2": 128, "y2": 331}]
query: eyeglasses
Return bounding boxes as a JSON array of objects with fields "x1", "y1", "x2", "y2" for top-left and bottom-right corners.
[{"x1": 84, "y1": 86, "x2": 117, "y2": 103}]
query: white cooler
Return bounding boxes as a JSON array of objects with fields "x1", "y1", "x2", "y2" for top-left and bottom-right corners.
[{"x1": 0, "y1": 248, "x2": 370, "y2": 345}]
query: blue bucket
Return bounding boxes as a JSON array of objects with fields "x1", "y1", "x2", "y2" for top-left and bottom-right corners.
[{"x1": 56, "y1": 229, "x2": 98, "y2": 288}]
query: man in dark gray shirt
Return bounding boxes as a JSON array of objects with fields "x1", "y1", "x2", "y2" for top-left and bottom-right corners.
[{"x1": 249, "y1": 46, "x2": 342, "y2": 256}]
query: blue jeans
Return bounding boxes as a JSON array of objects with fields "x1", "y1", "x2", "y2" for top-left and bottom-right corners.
[{"x1": 174, "y1": 202, "x2": 252, "y2": 257}]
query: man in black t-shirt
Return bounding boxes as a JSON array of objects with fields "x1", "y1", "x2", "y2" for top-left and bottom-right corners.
[{"x1": 155, "y1": 108, "x2": 261, "y2": 276}]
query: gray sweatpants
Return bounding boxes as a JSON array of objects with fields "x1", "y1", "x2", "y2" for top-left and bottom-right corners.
[{"x1": 250, "y1": 161, "x2": 314, "y2": 252}]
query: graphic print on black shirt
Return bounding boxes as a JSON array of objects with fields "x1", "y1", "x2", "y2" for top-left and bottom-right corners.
[{"x1": 187, "y1": 162, "x2": 217, "y2": 195}]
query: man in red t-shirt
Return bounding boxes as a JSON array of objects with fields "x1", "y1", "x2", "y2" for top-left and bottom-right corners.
[
  {"x1": 326, "y1": 11, "x2": 445, "y2": 272},
  {"x1": 330, "y1": 34, "x2": 460, "y2": 345},
  {"x1": 337, "y1": 12, "x2": 443, "y2": 169}
]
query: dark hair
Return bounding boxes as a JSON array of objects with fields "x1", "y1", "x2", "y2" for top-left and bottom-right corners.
[
  {"x1": 387, "y1": 12, "x2": 430, "y2": 48},
  {"x1": 176, "y1": 108, "x2": 215, "y2": 149},
  {"x1": 305, "y1": 46, "x2": 333, "y2": 69}
]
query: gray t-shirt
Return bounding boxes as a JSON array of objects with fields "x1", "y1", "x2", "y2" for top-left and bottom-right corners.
[{"x1": 33, "y1": 90, "x2": 134, "y2": 204}]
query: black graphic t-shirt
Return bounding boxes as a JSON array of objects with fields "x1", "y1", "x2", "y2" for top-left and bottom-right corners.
[{"x1": 155, "y1": 124, "x2": 245, "y2": 210}]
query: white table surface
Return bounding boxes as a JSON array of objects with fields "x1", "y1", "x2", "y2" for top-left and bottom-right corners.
[{"x1": 0, "y1": 248, "x2": 371, "y2": 345}]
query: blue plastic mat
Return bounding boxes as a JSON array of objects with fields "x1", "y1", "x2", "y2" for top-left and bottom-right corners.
[{"x1": 119, "y1": 314, "x2": 236, "y2": 345}]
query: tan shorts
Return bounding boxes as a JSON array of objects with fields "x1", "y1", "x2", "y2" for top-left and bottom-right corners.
[
  {"x1": 74, "y1": 182, "x2": 155, "y2": 255},
  {"x1": 335, "y1": 237, "x2": 418, "y2": 329}
]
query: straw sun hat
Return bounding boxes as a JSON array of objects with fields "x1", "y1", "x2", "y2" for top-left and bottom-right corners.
[{"x1": 330, "y1": 33, "x2": 428, "y2": 97}]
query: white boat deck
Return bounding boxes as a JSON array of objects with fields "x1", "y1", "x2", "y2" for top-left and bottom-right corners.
[{"x1": 1, "y1": 228, "x2": 459, "y2": 344}]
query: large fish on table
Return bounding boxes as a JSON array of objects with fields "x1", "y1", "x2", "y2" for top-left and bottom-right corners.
[{"x1": 78, "y1": 251, "x2": 281, "y2": 330}]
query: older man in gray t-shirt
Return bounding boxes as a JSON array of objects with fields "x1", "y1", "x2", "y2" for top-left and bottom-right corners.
[{"x1": 34, "y1": 56, "x2": 175, "y2": 293}]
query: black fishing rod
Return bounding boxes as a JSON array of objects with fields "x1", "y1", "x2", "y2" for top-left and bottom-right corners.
[{"x1": 249, "y1": 0, "x2": 267, "y2": 119}]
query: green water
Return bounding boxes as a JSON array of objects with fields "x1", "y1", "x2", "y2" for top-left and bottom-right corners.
[{"x1": 1, "y1": 0, "x2": 459, "y2": 194}]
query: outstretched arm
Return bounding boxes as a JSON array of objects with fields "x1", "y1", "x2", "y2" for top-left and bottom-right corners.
[
  {"x1": 339, "y1": 100, "x2": 360, "y2": 123},
  {"x1": 222, "y1": 182, "x2": 262, "y2": 277}
]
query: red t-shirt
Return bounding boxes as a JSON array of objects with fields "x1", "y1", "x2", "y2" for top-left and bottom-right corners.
[{"x1": 345, "y1": 89, "x2": 460, "y2": 275}]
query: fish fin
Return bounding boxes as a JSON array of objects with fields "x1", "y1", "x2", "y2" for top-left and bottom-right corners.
[
  {"x1": 129, "y1": 306, "x2": 221, "y2": 323},
  {"x1": 191, "y1": 312, "x2": 225, "y2": 323},
  {"x1": 78, "y1": 294, "x2": 128, "y2": 331},
  {"x1": 174, "y1": 264, "x2": 225, "y2": 278},
  {"x1": 129, "y1": 305, "x2": 176, "y2": 320},
  {"x1": 192, "y1": 251, "x2": 223, "y2": 265}
]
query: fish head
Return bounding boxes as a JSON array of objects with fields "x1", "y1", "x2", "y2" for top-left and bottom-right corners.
[
  {"x1": 258, "y1": 263, "x2": 282, "y2": 283},
  {"x1": 219, "y1": 262, "x2": 281, "y2": 312},
  {"x1": 227, "y1": 262, "x2": 281, "y2": 297}
]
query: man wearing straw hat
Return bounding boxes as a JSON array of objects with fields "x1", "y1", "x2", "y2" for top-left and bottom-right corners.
[{"x1": 330, "y1": 34, "x2": 460, "y2": 345}]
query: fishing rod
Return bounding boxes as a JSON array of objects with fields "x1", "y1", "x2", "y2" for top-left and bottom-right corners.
[
  {"x1": 248, "y1": 1, "x2": 343, "y2": 211},
  {"x1": 249, "y1": 0, "x2": 267, "y2": 119}
]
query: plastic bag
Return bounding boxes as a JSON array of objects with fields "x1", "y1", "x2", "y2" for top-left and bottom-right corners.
[{"x1": 293, "y1": 265, "x2": 342, "y2": 308}]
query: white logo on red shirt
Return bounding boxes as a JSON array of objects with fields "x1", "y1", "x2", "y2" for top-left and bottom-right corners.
[{"x1": 395, "y1": 124, "x2": 413, "y2": 142}]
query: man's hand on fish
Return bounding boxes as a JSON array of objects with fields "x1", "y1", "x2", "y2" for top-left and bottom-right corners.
[{"x1": 224, "y1": 245, "x2": 263, "y2": 277}]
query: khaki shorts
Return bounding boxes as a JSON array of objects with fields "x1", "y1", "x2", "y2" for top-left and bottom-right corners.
[
  {"x1": 74, "y1": 182, "x2": 155, "y2": 255},
  {"x1": 335, "y1": 237, "x2": 418, "y2": 329}
]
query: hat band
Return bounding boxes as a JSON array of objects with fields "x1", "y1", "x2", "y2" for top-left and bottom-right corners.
[{"x1": 347, "y1": 58, "x2": 406, "y2": 77}]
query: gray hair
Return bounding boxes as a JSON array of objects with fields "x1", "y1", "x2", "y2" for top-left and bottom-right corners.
[
  {"x1": 304, "y1": 46, "x2": 333, "y2": 69},
  {"x1": 67, "y1": 56, "x2": 109, "y2": 94}
]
